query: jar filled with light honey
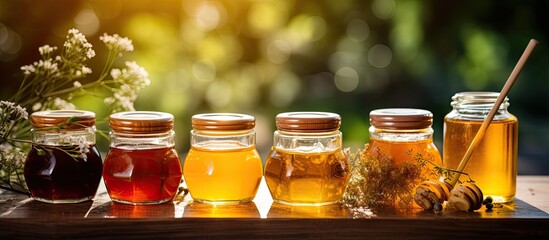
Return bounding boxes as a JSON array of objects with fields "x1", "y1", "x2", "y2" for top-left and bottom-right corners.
[
  {"x1": 103, "y1": 111, "x2": 183, "y2": 205},
  {"x1": 183, "y1": 113, "x2": 263, "y2": 205},
  {"x1": 264, "y1": 112, "x2": 351, "y2": 206},
  {"x1": 443, "y1": 92, "x2": 518, "y2": 203},
  {"x1": 366, "y1": 108, "x2": 442, "y2": 207}
]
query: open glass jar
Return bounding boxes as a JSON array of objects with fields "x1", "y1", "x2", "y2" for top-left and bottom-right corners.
[
  {"x1": 24, "y1": 110, "x2": 103, "y2": 203},
  {"x1": 366, "y1": 108, "x2": 442, "y2": 207},
  {"x1": 183, "y1": 113, "x2": 263, "y2": 205},
  {"x1": 443, "y1": 92, "x2": 518, "y2": 203},
  {"x1": 103, "y1": 111, "x2": 183, "y2": 205},
  {"x1": 264, "y1": 112, "x2": 351, "y2": 206}
]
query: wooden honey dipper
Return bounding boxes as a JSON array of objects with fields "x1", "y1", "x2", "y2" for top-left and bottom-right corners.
[{"x1": 415, "y1": 39, "x2": 538, "y2": 212}]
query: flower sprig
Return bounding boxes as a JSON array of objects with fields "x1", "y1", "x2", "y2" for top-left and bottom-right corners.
[{"x1": 1, "y1": 28, "x2": 150, "y2": 194}]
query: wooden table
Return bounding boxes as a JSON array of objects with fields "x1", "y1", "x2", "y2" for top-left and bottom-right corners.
[{"x1": 1, "y1": 176, "x2": 548, "y2": 239}]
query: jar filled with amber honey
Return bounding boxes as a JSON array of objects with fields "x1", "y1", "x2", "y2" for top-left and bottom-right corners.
[
  {"x1": 183, "y1": 113, "x2": 263, "y2": 205},
  {"x1": 366, "y1": 108, "x2": 442, "y2": 207},
  {"x1": 103, "y1": 111, "x2": 183, "y2": 205},
  {"x1": 24, "y1": 110, "x2": 103, "y2": 203},
  {"x1": 443, "y1": 92, "x2": 518, "y2": 203},
  {"x1": 264, "y1": 112, "x2": 351, "y2": 206}
]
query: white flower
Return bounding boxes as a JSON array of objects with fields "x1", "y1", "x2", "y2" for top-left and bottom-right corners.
[
  {"x1": 0, "y1": 101, "x2": 28, "y2": 121},
  {"x1": 38, "y1": 45, "x2": 57, "y2": 56},
  {"x1": 103, "y1": 97, "x2": 115, "y2": 105},
  {"x1": 20, "y1": 65, "x2": 36, "y2": 75},
  {"x1": 82, "y1": 66, "x2": 92, "y2": 75},
  {"x1": 48, "y1": 97, "x2": 76, "y2": 110},
  {"x1": 100, "y1": 33, "x2": 134, "y2": 52},
  {"x1": 73, "y1": 81, "x2": 82, "y2": 88},
  {"x1": 63, "y1": 28, "x2": 95, "y2": 60}
]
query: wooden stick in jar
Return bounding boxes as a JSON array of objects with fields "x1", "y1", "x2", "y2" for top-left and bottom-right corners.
[{"x1": 449, "y1": 39, "x2": 538, "y2": 187}]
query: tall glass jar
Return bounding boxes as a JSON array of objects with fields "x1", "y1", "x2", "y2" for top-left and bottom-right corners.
[
  {"x1": 366, "y1": 108, "x2": 442, "y2": 207},
  {"x1": 24, "y1": 110, "x2": 103, "y2": 203},
  {"x1": 264, "y1": 112, "x2": 351, "y2": 206},
  {"x1": 443, "y1": 92, "x2": 518, "y2": 203},
  {"x1": 183, "y1": 113, "x2": 263, "y2": 205},
  {"x1": 103, "y1": 111, "x2": 183, "y2": 205}
]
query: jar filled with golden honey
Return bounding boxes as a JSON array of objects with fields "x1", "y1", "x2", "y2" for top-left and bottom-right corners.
[
  {"x1": 183, "y1": 113, "x2": 263, "y2": 205},
  {"x1": 366, "y1": 108, "x2": 442, "y2": 207},
  {"x1": 264, "y1": 112, "x2": 351, "y2": 206},
  {"x1": 443, "y1": 92, "x2": 518, "y2": 203},
  {"x1": 24, "y1": 110, "x2": 103, "y2": 203},
  {"x1": 103, "y1": 111, "x2": 183, "y2": 205}
]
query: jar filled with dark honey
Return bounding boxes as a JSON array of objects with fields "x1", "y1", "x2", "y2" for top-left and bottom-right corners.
[
  {"x1": 103, "y1": 111, "x2": 183, "y2": 205},
  {"x1": 24, "y1": 110, "x2": 103, "y2": 203},
  {"x1": 264, "y1": 112, "x2": 351, "y2": 206},
  {"x1": 183, "y1": 113, "x2": 263, "y2": 205},
  {"x1": 443, "y1": 92, "x2": 518, "y2": 203}
]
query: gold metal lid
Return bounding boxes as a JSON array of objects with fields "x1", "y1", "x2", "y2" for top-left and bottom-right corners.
[
  {"x1": 275, "y1": 112, "x2": 341, "y2": 132},
  {"x1": 191, "y1": 113, "x2": 255, "y2": 131},
  {"x1": 30, "y1": 110, "x2": 95, "y2": 129},
  {"x1": 369, "y1": 108, "x2": 432, "y2": 130},
  {"x1": 109, "y1": 111, "x2": 174, "y2": 134}
]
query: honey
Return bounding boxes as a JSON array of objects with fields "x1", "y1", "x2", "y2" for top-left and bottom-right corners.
[
  {"x1": 264, "y1": 112, "x2": 351, "y2": 206},
  {"x1": 264, "y1": 148, "x2": 350, "y2": 205},
  {"x1": 24, "y1": 110, "x2": 103, "y2": 204},
  {"x1": 103, "y1": 147, "x2": 182, "y2": 204},
  {"x1": 184, "y1": 145, "x2": 262, "y2": 203},
  {"x1": 365, "y1": 108, "x2": 442, "y2": 208},
  {"x1": 183, "y1": 113, "x2": 263, "y2": 205},
  {"x1": 103, "y1": 111, "x2": 183, "y2": 204},
  {"x1": 443, "y1": 92, "x2": 518, "y2": 203},
  {"x1": 444, "y1": 118, "x2": 518, "y2": 203}
]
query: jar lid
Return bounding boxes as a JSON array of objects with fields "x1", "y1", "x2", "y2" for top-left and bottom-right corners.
[
  {"x1": 275, "y1": 112, "x2": 341, "y2": 132},
  {"x1": 30, "y1": 110, "x2": 95, "y2": 129},
  {"x1": 369, "y1": 108, "x2": 432, "y2": 130},
  {"x1": 191, "y1": 113, "x2": 255, "y2": 131},
  {"x1": 452, "y1": 91, "x2": 506, "y2": 104},
  {"x1": 109, "y1": 111, "x2": 174, "y2": 134}
]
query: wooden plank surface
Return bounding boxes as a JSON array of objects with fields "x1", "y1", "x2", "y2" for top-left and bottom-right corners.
[{"x1": 1, "y1": 176, "x2": 548, "y2": 239}]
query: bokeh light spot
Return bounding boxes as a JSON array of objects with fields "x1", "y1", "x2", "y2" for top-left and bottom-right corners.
[
  {"x1": 74, "y1": 8, "x2": 100, "y2": 35},
  {"x1": 347, "y1": 19, "x2": 369, "y2": 42},
  {"x1": 206, "y1": 80, "x2": 232, "y2": 109},
  {"x1": 195, "y1": 2, "x2": 221, "y2": 31},
  {"x1": 266, "y1": 40, "x2": 292, "y2": 64},
  {"x1": 372, "y1": 0, "x2": 396, "y2": 20},
  {"x1": 334, "y1": 67, "x2": 359, "y2": 92},
  {"x1": 368, "y1": 44, "x2": 392, "y2": 68},
  {"x1": 192, "y1": 60, "x2": 217, "y2": 82},
  {"x1": 269, "y1": 71, "x2": 301, "y2": 108}
]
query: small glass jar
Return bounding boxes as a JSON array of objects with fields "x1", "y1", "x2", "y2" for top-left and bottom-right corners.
[
  {"x1": 443, "y1": 92, "x2": 518, "y2": 203},
  {"x1": 103, "y1": 111, "x2": 183, "y2": 205},
  {"x1": 366, "y1": 108, "x2": 442, "y2": 207},
  {"x1": 264, "y1": 112, "x2": 351, "y2": 206},
  {"x1": 183, "y1": 113, "x2": 263, "y2": 205},
  {"x1": 24, "y1": 110, "x2": 103, "y2": 203}
]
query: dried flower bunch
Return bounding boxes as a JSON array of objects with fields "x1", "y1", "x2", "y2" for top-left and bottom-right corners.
[{"x1": 0, "y1": 28, "x2": 150, "y2": 194}]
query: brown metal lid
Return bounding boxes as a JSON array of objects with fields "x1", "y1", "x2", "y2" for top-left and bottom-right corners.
[
  {"x1": 30, "y1": 110, "x2": 95, "y2": 129},
  {"x1": 369, "y1": 108, "x2": 432, "y2": 130},
  {"x1": 275, "y1": 112, "x2": 341, "y2": 132},
  {"x1": 191, "y1": 113, "x2": 255, "y2": 131},
  {"x1": 109, "y1": 111, "x2": 174, "y2": 134}
]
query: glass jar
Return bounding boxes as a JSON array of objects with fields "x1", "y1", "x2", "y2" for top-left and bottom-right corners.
[
  {"x1": 183, "y1": 113, "x2": 263, "y2": 205},
  {"x1": 24, "y1": 110, "x2": 103, "y2": 203},
  {"x1": 103, "y1": 111, "x2": 183, "y2": 205},
  {"x1": 264, "y1": 112, "x2": 351, "y2": 206},
  {"x1": 366, "y1": 108, "x2": 442, "y2": 207},
  {"x1": 443, "y1": 92, "x2": 518, "y2": 203}
]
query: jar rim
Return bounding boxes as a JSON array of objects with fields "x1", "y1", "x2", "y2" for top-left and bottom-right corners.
[
  {"x1": 275, "y1": 112, "x2": 341, "y2": 132},
  {"x1": 109, "y1": 111, "x2": 174, "y2": 134},
  {"x1": 369, "y1": 108, "x2": 433, "y2": 130},
  {"x1": 30, "y1": 110, "x2": 95, "y2": 129},
  {"x1": 191, "y1": 113, "x2": 255, "y2": 131}
]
